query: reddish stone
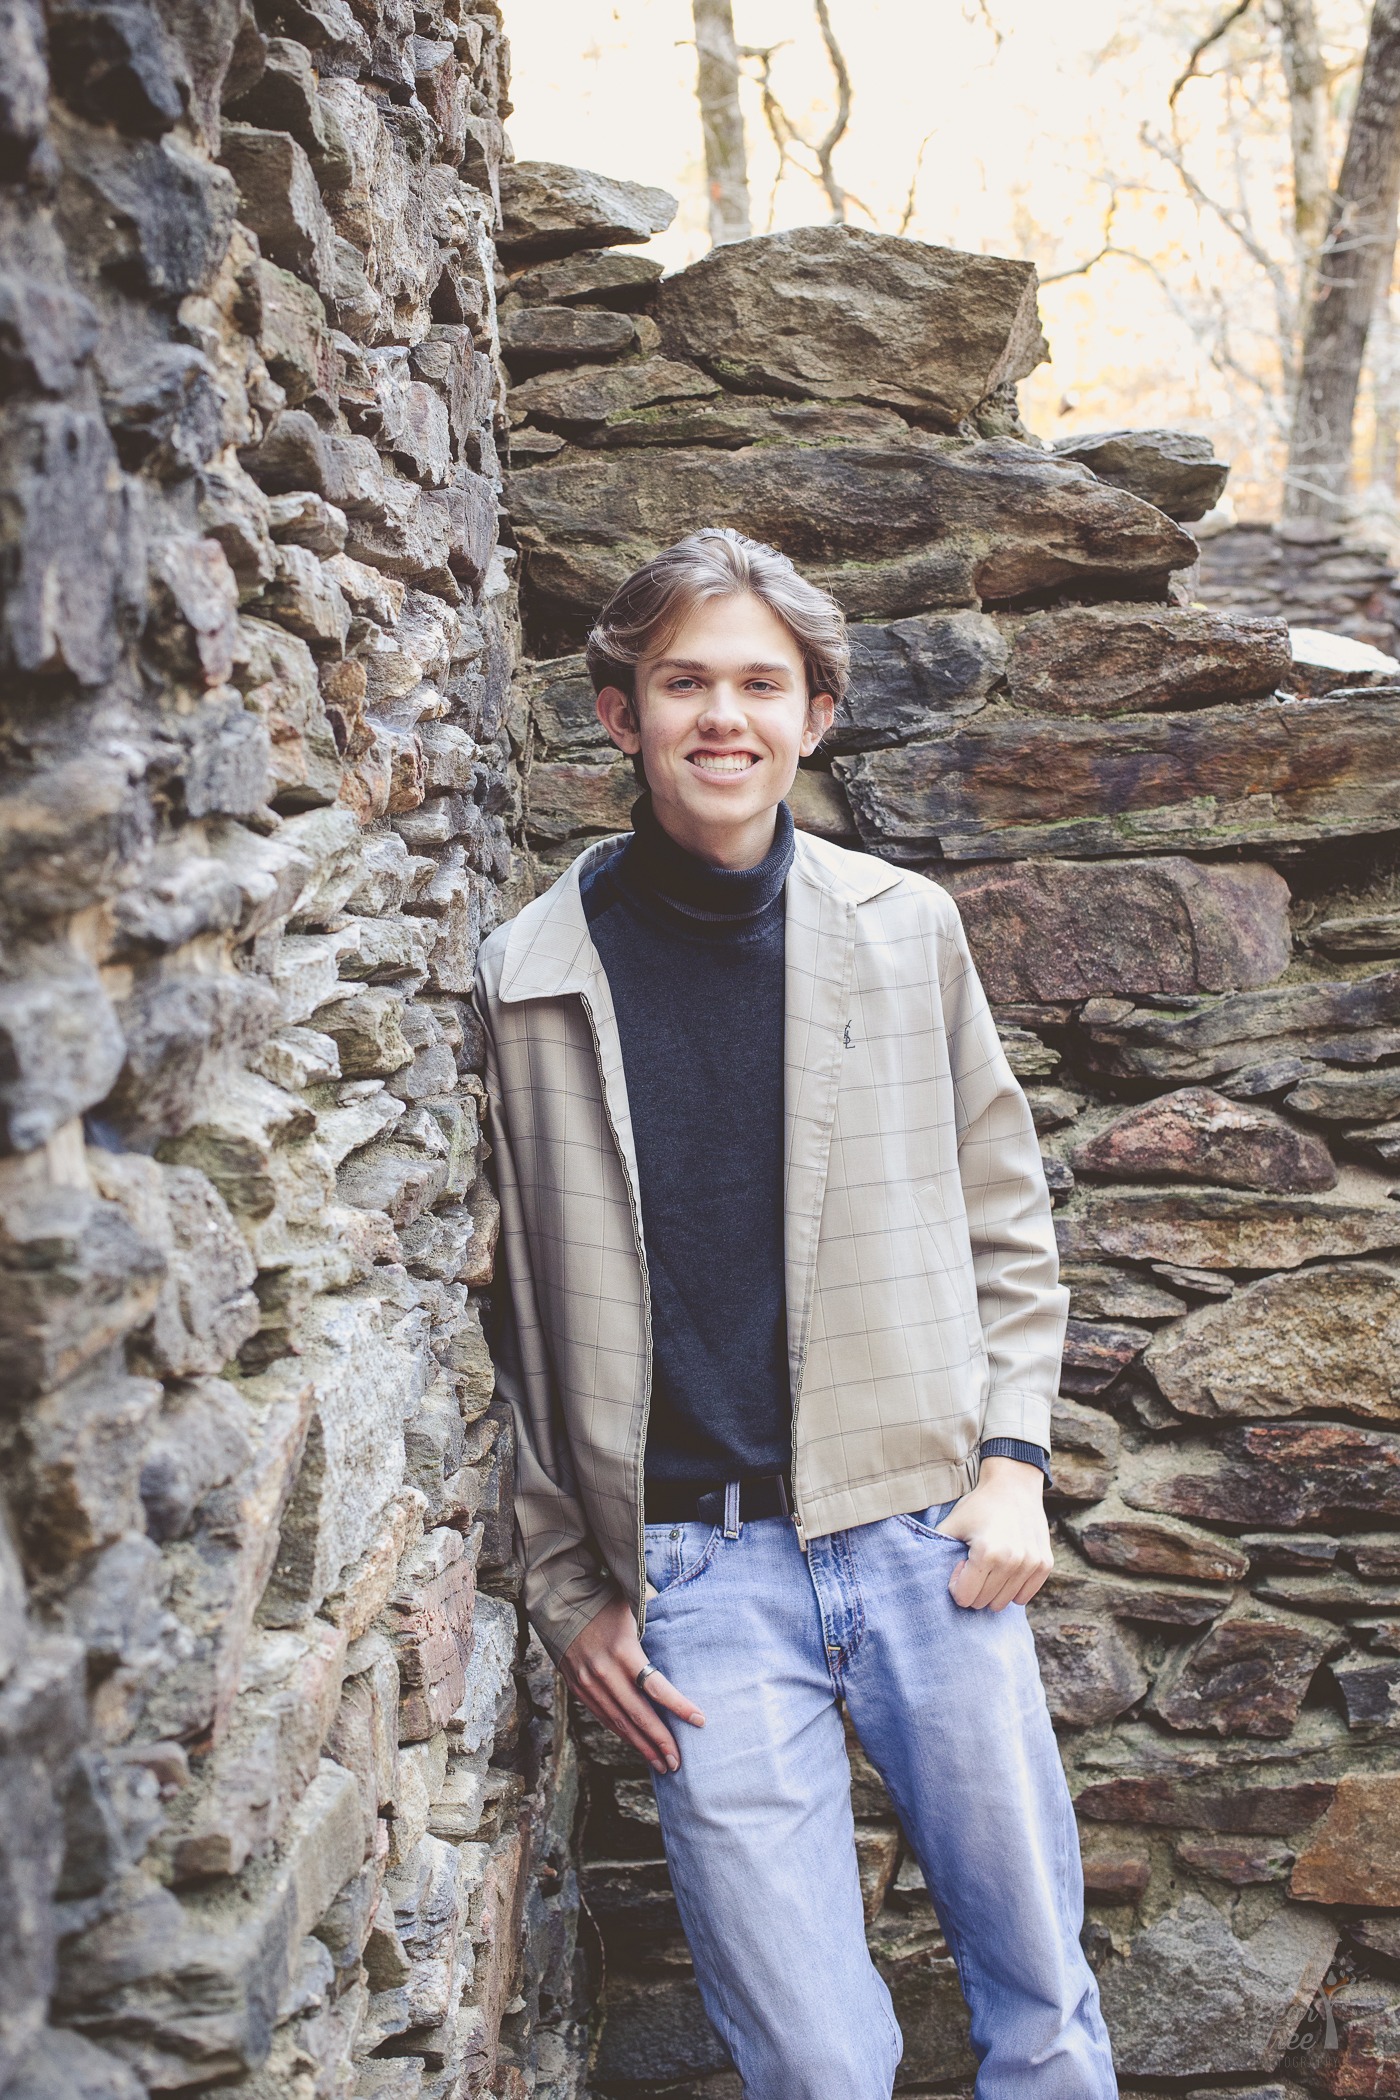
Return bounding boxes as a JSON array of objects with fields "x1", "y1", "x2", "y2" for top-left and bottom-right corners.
[
  {"x1": 1071, "y1": 1512, "x2": 1249, "y2": 1584},
  {"x1": 1305, "y1": 1981, "x2": 1400, "y2": 2097},
  {"x1": 942, "y1": 859, "x2": 1291, "y2": 1003},
  {"x1": 1080, "y1": 1840, "x2": 1151, "y2": 1899},
  {"x1": 1173, "y1": 1835, "x2": 1294, "y2": 1884},
  {"x1": 1071, "y1": 1087, "x2": 1335, "y2": 1193},
  {"x1": 1292, "y1": 1774, "x2": 1400, "y2": 1905},
  {"x1": 1060, "y1": 1319, "x2": 1151, "y2": 1395}
]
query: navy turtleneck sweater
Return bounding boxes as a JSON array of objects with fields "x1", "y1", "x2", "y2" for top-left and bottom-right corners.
[
  {"x1": 581, "y1": 793, "x2": 1051, "y2": 1500},
  {"x1": 583, "y1": 795, "x2": 794, "y2": 1493}
]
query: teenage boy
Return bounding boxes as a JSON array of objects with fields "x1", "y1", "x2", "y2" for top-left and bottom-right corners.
[{"x1": 473, "y1": 528, "x2": 1117, "y2": 2098}]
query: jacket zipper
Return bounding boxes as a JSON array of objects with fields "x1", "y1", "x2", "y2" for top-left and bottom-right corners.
[{"x1": 579, "y1": 989, "x2": 655, "y2": 1631}]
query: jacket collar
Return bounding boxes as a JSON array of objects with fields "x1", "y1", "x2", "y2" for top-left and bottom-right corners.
[{"x1": 495, "y1": 823, "x2": 901, "y2": 1004}]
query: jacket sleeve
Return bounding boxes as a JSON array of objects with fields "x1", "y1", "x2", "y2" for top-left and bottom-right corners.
[
  {"x1": 472, "y1": 971, "x2": 622, "y2": 1666},
  {"x1": 935, "y1": 893, "x2": 1068, "y2": 1451}
]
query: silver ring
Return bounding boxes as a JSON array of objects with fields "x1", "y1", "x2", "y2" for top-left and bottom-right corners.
[{"x1": 635, "y1": 1661, "x2": 659, "y2": 1691}]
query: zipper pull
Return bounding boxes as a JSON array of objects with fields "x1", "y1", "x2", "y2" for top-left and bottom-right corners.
[{"x1": 793, "y1": 1513, "x2": 809, "y2": 1554}]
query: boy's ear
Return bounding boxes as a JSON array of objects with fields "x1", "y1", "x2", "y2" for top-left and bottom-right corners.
[
  {"x1": 597, "y1": 683, "x2": 642, "y2": 754},
  {"x1": 802, "y1": 690, "x2": 836, "y2": 755}
]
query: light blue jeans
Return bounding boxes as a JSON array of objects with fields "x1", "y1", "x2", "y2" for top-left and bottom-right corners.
[{"x1": 640, "y1": 1499, "x2": 1118, "y2": 2099}]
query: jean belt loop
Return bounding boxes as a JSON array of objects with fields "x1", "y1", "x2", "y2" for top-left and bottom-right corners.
[{"x1": 723, "y1": 1479, "x2": 742, "y2": 1539}]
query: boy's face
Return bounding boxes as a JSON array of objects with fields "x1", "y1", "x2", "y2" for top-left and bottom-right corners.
[{"x1": 595, "y1": 590, "x2": 834, "y2": 868}]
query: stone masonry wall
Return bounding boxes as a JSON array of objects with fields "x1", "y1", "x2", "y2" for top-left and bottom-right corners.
[
  {"x1": 0, "y1": 8, "x2": 583, "y2": 2100},
  {"x1": 499, "y1": 181, "x2": 1400, "y2": 2095}
]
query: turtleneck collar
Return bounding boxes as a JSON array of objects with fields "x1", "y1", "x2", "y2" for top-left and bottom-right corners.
[{"x1": 618, "y1": 792, "x2": 795, "y2": 924}]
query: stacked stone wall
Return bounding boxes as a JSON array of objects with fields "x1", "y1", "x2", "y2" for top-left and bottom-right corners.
[
  {"x1": 0, "y1": 8, "x2": 583, "y2": 2100},
  {"x1": 500, "y1": 183, "x2": 1400, "y2": 2095}
]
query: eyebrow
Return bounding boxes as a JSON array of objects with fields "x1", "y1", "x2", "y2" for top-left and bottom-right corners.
[{"x1": 650, "y1": 658, "x2": 795, "y2": 677}]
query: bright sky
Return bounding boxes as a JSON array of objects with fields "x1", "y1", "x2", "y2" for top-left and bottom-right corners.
[{"x1": 505, "y1": 1, "x2": 1374, "y2": 516}]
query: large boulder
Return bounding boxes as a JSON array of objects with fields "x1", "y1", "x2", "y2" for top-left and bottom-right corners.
[
  {"x1": 656, "y1": 225, "x2": 1047, "y2": 428},
  {"x1": 942, "y1": 859, "x2": 1291, "y2": 1002},
  {"x1": 498, "y1": 161, "x2": 676, "y2": 263},
  {"x1": 1077, "y1": 969, "x2": 1400, "y2": 1084},
  {"x1": 1057, "y1": 1188, "x2": 1400, "y2": 1271},
  {"x1": 1052, "y1": 428, "x2": 1228, "y2": 521},
  {"x1": 836, "y1": 689, "x2": 1400, "y2": 861},
  {"x1": 506, "y1": 437, "x2": 1195, "y2": 649}
]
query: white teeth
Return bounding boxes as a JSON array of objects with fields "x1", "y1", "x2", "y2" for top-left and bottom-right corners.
[{"x1": 690, "y1": 753, "x2": 755, "y2": 774}]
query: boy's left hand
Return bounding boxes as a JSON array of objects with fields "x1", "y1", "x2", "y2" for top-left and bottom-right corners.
[{"x1": 934, "y1": 1455, "x2": 1054, "y2": 1611}]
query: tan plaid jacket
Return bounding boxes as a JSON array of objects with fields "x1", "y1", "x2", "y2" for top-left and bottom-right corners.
[{"x1": 473, "y1": 829, "x2": 1068, "y2": 1664}]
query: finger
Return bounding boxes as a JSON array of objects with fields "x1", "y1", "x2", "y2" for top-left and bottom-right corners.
[
  {"x1": 1012, "y1": 1561, "x2": 1053, "y2": 1607},
  {"x1": 948, "y1": 1554, "x2": 990, "y2": 1610},
  {"x1": 984, "y1": 1562, "x2": 1032, "y2": 1612},
  {"x1": 639, "y1": 1669, "x2": 706, "y2": 1727},
  {"x1": 594, "y1": 1661, "x2": 684, "y2": 1769},
  {"x1": 587, "y1": 1683, "x2": 678, "y2": 1772}
]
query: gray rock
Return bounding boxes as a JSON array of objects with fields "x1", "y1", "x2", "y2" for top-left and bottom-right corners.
[
  {"x1": 498, "y1": 160, "x2": 676, "y2": 263},
  {"x1": 0, "y1": 962, "x2": 127, "y2": 1153},
  {"x1": 0, "y1": 405, "x2": 144, "y2": 687},
  {"x1": 499, "y1": 304, "x2": 638, "y2": 376},
  {"x1": 221, "y1": 122, "x2": 337, "y2": 297},
  {"x1": 834, "y1": 611, "x2": 1007, "y2": 750},
  {"x1": 1053, "y1": 427, "x2": 1228, "y2": 521},
  {"x1": 1057, "y1": 1189, "x2": 1400, "y2": 1271},
  {"x1": 0, "y1": 1183, "x2": 165, "y2": 1405},
  {"x1": 4, "y1": 2028, "x2": 146, "y2": 2100},
  {"x1": 1096, "y1": 1893, "x2": 1336, "y2": 2076},
  {"x1": 259, "y1": 1294, "x2": 412, "y2": 1623},
  {"x1": 8, "y1": 1363, "x2": 162, "y2": 1573},
  {"x1": 656, "y1": 224, "x2": 1047, "y2": 428},
  {"x1": 509, "y1": 355, "x2": 717, "y2": 436},
  {"x1": 508, "y1": 247, "x2": 664, "y2": 309},
  {"x1": 1078, "y1": 968, "x2": 1400, "y2": 1084},
  {"x1": 62, "y1": 128, "x2": 237, "y2": 299}
]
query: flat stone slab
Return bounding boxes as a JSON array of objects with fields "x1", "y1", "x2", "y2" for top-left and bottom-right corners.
[
  {"x1": 655, "y1": 223, "x2": 1047, "y2": 429},
  {"x1": 1078, "y1": 970, "x2": 1400, "y2": 1083},
  {"x1": 1146, "y1": 1262, "x2": 1400, "y2": 1423},
  {"x1": 1056, "y1": 1188, "x2": 1400, "y2": 1270},
  {"x1": 498, "y1": 160, "x2": 676, "y2": 263},
  {"x1": 1003, "y1": 605, "x2": 1289, "y2": 715},
  {"x1": 506, "y1": 436, "x2": 1195, "y2": 648},
  {"x1": 1123, "y1": 1421, "x2": 1400, "y2": 1528},
  {"x1": 1052, "y1": 428, "x2": 1228, "y2": 521},
  {"x1": 943, "y1": 858, "x2": 1290, "y2": 1002},
  {"x1": 836, "y1": 689, "x2": 1400, "y2": 861}
]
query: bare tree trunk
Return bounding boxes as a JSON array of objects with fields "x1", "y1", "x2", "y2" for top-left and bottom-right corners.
[
  {"x1": 1283, "y1": 0, "x2": 1400, "y2": 537},
  {"x1": 692, "y1": 0, "x2": 751, "y2": 248},
  {"x1": 1278, "y1": 0, "x2": 1332, "y2": 316},
  {"x1": 1368, "y1": 284, "x2": 1400, "y2": 488}
]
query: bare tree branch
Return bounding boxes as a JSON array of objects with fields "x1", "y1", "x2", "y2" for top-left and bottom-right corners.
[
  {"x1": 1169, "y1": 0, "x2": 1257, "y2": 106},
  {"x1": 898, "y1": 131, "x2": 934, "y2": 236},
  {"x1": 811, "y1": 0, "x2": 853, "y2": 222},
  {"x1": 739, "y1": 4, "x2": 868, "y2": 229}
]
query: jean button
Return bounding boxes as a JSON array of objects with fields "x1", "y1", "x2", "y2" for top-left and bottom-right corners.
[{"x1": 670, "y1": 1527, "x2": 681, "y2": 1540}]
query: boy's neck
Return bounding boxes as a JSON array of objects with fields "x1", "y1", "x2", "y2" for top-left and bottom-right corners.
[{"x1": 647, "y1": 794, "x2": 781, "y2": 871}]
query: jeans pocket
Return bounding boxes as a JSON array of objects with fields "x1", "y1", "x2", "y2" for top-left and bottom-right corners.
[
  {"x1": 643, "y1": 1520, "x2": 721, "y2": 1597},
  {"x1": 896, "y1": 1497, "x2": 964, "y2": 1542}
]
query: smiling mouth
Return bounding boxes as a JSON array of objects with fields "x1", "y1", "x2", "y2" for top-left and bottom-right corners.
[{"x1": 687, "y1": 751, "x2": 759, "y2": 775}]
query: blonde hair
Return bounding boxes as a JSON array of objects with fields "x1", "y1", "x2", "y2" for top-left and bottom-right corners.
[{"x1": 585, "y1": 527, "x2": 851, "y2": 705}]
